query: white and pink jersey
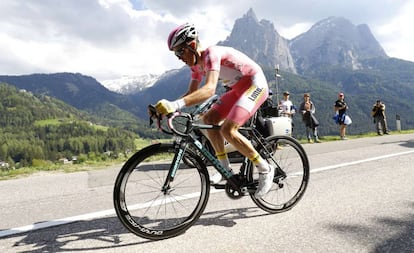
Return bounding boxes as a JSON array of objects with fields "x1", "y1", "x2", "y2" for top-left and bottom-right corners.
[
  {"x1": 190, "y1": 46, "x2": 263, "y2": 88},
  {"x1": 190, "y1": 45, "x2": 268, "y2": 125}
]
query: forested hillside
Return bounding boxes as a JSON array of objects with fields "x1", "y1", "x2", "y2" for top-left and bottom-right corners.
[{"x1": 0, "y1": 83, "x2": 139, "y2": 168}]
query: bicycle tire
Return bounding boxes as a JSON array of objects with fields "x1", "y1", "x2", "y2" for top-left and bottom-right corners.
[
  {"x1": 113, "y1": 143, "x2": 210, "y2": 240},
  {"x1": 249, "y1": 135, "x2": 310, "y2": 213}
]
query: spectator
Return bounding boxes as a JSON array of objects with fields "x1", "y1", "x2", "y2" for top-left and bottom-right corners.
[
  {"x1": 279, "y1": 91, "x2": 296, "y2": 135},
  {"x1": 333, "y1": 92, "x2": 349, "y2": 140},
  {"x1": 260, "y1": 90, "x2": 278, "y2": 118},
  {"x1": 278, "y1": 91, "x2": 296, "y2": 117},
  {"x1": 372, "y1": 99, "x2": 389, "y2": 135},
  {"x1": 299, "y1": 93, "x2": 320, "y2": 143}
]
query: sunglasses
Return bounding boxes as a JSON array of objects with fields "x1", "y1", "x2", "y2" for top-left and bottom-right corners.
[{"x1": 174, "y1": 47, "x2": 186, "y2": 58}]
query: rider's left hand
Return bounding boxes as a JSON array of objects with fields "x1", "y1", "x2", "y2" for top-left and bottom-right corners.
[{"x1": 155, "y1": 99, "x2": 177, "y2": 115}]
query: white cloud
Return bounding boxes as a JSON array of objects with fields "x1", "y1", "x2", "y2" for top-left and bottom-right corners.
[
  {"x1": 374, "y1": 1, "x2": 414, "y2": 60},
  {"x1": 0, "y1": 0, "x2": 413, "y2": 82}
]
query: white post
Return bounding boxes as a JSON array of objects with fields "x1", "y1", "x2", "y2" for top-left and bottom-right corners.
[{"x1": 396, "y1": 114, "x2": 401, "y2": 132}]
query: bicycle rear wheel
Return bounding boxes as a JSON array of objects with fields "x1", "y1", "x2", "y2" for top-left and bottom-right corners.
[
  {"x1": 249, "y1": 136, "x2": 309, "y2": 213},
  {"x1": 113, "y1": 143, "x2": 210, "y2": 240}
]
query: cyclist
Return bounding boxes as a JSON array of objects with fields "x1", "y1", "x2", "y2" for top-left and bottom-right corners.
[{"x1": 155, "y1": 23, "x2": 274, "y2": 197}]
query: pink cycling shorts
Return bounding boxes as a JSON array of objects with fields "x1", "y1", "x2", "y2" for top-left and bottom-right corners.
[{"x1": 211, "y1": 73, "x2": 268, "y2": 126}]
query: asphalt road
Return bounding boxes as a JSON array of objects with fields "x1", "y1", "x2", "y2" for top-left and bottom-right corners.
[{"x1": 1, "y1": 133, "x2": 414, "y2": 253}]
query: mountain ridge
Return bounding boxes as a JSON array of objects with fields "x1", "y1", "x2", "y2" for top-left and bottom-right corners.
[{"x1": 102, "y1": 12, "x2": 390, "y2": 95}]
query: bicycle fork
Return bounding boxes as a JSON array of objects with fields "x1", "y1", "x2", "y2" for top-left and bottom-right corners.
[{"x1": 160, "y1": 143, "x2": 186, "y2": 195}]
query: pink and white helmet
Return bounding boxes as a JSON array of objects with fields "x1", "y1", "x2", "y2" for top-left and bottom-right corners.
[{"x1": 167, "y1": 23, "x2": 198, "y2": 50}]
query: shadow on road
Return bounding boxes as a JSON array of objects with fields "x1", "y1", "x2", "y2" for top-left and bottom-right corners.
[
  {"x1": 380, "y1": 139, "x2": 414, "y2": 148},
  {"x1": 326, "y1": 201, "x2": 414, "y2": 253},
  {"x1": 2, "y1": 207, "x2": 267, "y2": 252},
  {"x1": 398, "y1": 139, "x2": 414, "y2": 148}
]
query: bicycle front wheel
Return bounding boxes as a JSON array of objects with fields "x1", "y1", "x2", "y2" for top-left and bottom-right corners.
[
  {"x1": 250, "y1": 136, "x2": 310, "y2": 213},
  {"x1": 113, "y1": 143, "x2": 210, "y2": 240}
]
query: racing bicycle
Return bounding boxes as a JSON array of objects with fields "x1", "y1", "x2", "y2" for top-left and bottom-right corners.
[{"x1": 113, "y1": 95, "x2": 310, "y2": 240}]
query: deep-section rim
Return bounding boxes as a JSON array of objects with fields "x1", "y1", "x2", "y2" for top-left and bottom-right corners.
[
  {"x1": 249, "y1": 135, "x2": 310, "y2": 213},
  {"x1": 113, "y1": 143, "x2": 210, "y2": 240}
]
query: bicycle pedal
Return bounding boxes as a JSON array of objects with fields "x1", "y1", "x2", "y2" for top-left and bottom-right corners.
[{"x1": 211, "y1": 183, "x2": 226, "y2": 189}]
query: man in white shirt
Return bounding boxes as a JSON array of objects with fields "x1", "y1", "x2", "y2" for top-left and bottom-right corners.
[{"x1": 279, "y1": 91, "x2": 295, "y2": 117}]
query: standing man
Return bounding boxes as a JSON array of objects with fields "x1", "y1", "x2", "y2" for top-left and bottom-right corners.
[
  {"x1": 299, "y1": 93, "x2": 320, "y2": 143},
  {"x1": 333, "y1": 92, "x2": 349, "y2": 140},
  {"x1": 372, "y1": 99, "x2": 389, "y2": 135},
  {"x1": 278, "y1": 91, "x2": 296, "y2": 117},
  {"x1": 279, "y1": 91, "x2": 295, "y2": 135}
]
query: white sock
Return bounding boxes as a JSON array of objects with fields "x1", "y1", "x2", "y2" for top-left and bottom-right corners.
[
  {"x1": 250, "y1": 154, "x2": 270, "y2": 173},
  {"x1": 216, "y1": 152, "x2": 232, "y2": 171}
]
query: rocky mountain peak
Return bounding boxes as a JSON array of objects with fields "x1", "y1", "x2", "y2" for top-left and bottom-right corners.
[
  {"x1": 290, "y1": 16, "x2": 388, "y2": 74},
  {"x1": 218, "y1": 9, "x2": 296, "y2": 73},
  {"x1": 244, "y1": 7, "x2": 258, "y2": 22}
]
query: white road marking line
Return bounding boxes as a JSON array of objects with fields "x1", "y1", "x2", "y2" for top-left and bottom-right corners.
[
  {"x1": 1, "y1": 150, "x2": 413, "y2": 238},
  {"x1": 0, "y1": 209, "x2": 115, "y2": 238},
  {"x1": 0, "y1": 188, "x2": 223, "y2": 238},
  {"x1": 310, "y1": 150, "x2": 414, "y2": 173}
]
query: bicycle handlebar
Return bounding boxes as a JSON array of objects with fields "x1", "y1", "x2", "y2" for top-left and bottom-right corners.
[
  {"x1": 148, "y1": 95, "x2": 220, "y2": 137},
  {"x1": 148, "y1": 104, "x2": 174, "y2": 135},
  {"x1": 148, "y1": 105, "x2": 210, "y2": 137}
]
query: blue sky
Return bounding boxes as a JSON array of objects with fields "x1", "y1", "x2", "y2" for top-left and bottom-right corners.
[
  {"x1": 129, "y1": 0, "x2": 145, "y2": 10},
  {"x1": 0, "y1": 0, "x2": 412, "y2": 82}
]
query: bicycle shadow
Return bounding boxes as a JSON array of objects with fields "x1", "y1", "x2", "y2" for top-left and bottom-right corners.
[
  {"x1": 2, "y1": 207, "x2": 268, "y2": 252},
  {"x1": 195, "y1": 206, "x2": 270, "y2": 227},
  {"x1": 5, "y1": 217, "x2": 145, "y2": 253}
]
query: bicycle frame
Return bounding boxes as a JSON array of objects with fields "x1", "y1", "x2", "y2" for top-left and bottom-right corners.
[
  {"x1": 148, "y1": 90, "x2": 294, "y2": 197},
  {"x1": 160, "y1": 109, "x2": 284, "y2": 196},
  {"x1": 165, "y1": 122, "x2": 242, "y2": 193}
]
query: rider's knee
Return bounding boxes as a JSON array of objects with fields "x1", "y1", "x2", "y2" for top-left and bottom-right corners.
[
  {"x1": 203, "y1": 110, "x2": 222, "y2": 125},
  {"x1": 220, "y1": 121, "x2": 238, "y2": 140}
]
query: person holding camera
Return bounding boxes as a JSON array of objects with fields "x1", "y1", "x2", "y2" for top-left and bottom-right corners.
[{"x1": 372, "y1": 99, "x2": 389, "y2": 135}]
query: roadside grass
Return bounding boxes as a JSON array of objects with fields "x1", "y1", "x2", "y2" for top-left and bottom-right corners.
[
  {"x1": 304, "y1": 129, "x2": 414, "y2": 144},
  {"x1": 1, "y1": 130, "x2": 413, "y2": 180}
]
